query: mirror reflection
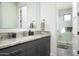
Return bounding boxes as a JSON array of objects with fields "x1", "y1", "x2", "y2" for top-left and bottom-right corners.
[{"x1": 0, "y1": 2, "x2": 40, "y2": 30}]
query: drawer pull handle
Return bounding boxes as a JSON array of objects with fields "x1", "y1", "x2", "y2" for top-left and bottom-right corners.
[
  {"x1": 0, "y1": 53, "x2": 10, "y2": 56},
  {"x1": 10, "y1": 49, "x2": 23, "y2": 56}
]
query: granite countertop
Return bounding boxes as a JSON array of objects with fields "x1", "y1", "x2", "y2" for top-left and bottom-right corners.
[
  {"x1": 0, "y1": 33, "x2": 50, "y2": 49},
  {"x1": 0, "y1": 29, "x2": 41, "y2": 33}
]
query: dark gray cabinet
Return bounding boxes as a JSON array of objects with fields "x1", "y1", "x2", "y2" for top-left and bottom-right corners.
[{"x1": 0, "y1": 36, "x2": 50, "y2": 56}]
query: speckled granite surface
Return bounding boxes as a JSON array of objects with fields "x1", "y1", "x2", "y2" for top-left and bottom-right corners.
[{"x1": 0, "y1": 33, "x2": 50, "y2": 49}]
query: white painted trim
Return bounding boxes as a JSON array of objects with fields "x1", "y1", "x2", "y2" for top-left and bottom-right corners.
[
  {"x1": 50, "y1": 52, "x2": 57, "y2": 56},
  {"x1": 73, "y1": 50, "x2": 78, "y2": 56}
]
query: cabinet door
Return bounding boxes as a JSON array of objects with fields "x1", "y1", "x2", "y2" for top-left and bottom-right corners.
[
  {"x1": 24, "y1": 40, "x2": 38, "y2": 56},
  {"x1": 36, "y1": 37, "x2": 46, "y2": 56},
  {"x1": 43, "y1": 36, "x2": 50, "y2": 56},
  {"x1": 37, "y1": 36, "x2": 50, "y2": 56},
  {"x1": 0, "y1": 46, "x2": 24, "y2": 56},
  {"x1": 0, "y1": 42, "x2": 28, "y2": 56},
  {"x1": 37, "y1": 44, "x2": 46, "y2": 56},
  {"x1": 25, "y1": 46, "x2": 38, "y2": 56}
]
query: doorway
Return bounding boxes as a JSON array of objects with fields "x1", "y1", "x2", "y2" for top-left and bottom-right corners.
[{"x1": 57, "y1": 8, "x2": 73, "y2": 56}]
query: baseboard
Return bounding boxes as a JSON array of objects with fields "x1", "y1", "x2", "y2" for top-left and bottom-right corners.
[
  {"x1": 50, "y1": 52, "x2": 57, "y2": 56},
  {"x1": 73, "y1": 50, "x2": 78, "y2": 56}
]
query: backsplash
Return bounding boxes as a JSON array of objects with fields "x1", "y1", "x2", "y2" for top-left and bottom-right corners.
[
  {"x1": 0, "y1": 33, "x2": 8, "y2": 39},
  {"x1": 0, "y1": 31, "x2": 50, "y2": 40},
  {"x1": 0, "y1": 32, "x2": 24, "y2": 40}
]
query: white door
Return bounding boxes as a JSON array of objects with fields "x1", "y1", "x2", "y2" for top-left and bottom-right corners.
[{"x1": 72, "y1": 2, "x2": 78, "y2": 56}]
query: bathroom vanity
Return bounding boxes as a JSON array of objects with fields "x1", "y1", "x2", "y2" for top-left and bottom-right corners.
[
  {"x1": 0, "y1": 2, "x2": 50, "y2": 56},
  {"x1": 0, "y1": 29, "x2": 50, "y2": 56}
]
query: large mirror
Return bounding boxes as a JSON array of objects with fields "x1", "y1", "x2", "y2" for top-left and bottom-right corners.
[{"x1": 0, "y1": 2, "x2": 40, "y2": 30}]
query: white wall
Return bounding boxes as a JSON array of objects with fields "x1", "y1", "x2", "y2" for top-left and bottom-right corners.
[
  {"x1": 1, "y1": 2, "x2": 18, "y2": 28},
  {"x1": 40, "y1": 2, "x2": 57, "y2": 55},
  {"x1": 27, "y1": 2, "x2": 40, "y2": 30}
]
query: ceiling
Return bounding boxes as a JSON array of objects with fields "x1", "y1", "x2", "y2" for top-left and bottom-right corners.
[{"x1": 56, "y1": 2, "x2": 72, "y2": 9}]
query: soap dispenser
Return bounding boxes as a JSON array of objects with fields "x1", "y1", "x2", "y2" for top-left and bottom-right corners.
[
  {"x1": 28, "y1": 30, "x2": 34, "y2": 36},
  {"x1": 28, "y1": 30, "x2": 31, "y2": 35},
  {"x1": 41, "y1": 19, "x2": 45, "y2": 31},
  {"x1": 30, "y1": 21, "x2": 34, "y2": 29}
]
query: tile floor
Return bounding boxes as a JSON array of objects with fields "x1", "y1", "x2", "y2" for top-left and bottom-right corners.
[{"x1": 57, "y1": 43, "x2": 73, "y2": 56}]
